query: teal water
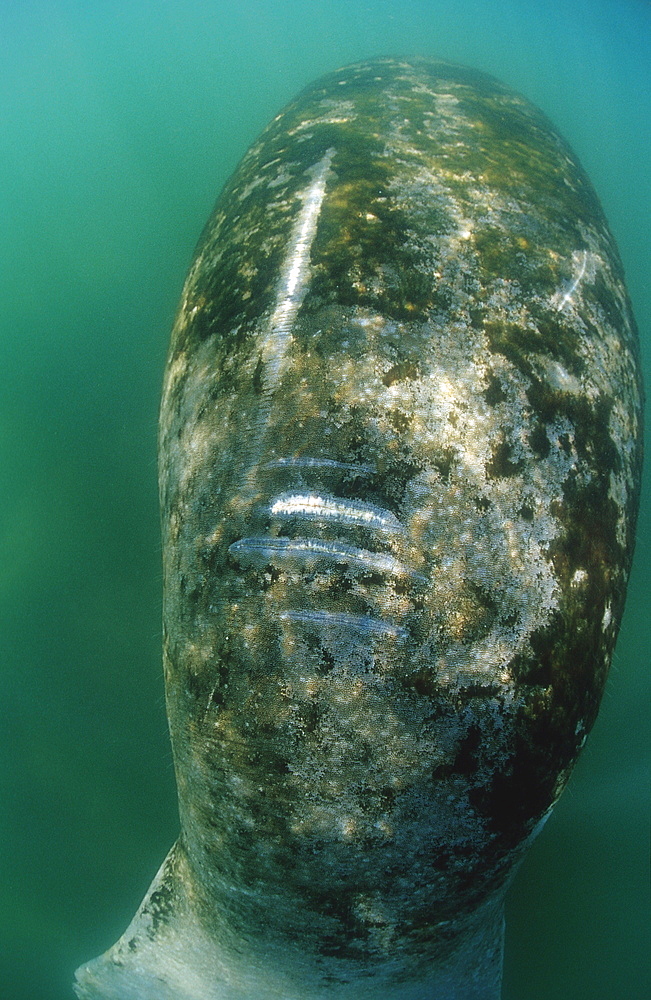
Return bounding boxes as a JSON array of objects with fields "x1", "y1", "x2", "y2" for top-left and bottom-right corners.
[{"x1": 1, "y1": 2, "x2": 649, "y2": 998}]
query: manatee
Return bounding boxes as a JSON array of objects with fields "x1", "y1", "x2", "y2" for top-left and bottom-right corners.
[{"x1": 75, "y1": 57, "x2": 643, "y2": 1000}]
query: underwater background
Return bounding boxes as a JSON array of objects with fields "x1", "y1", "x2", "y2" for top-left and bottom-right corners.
[{"x1": 0, "y1": 1, "x2": 649, "y2": 998}]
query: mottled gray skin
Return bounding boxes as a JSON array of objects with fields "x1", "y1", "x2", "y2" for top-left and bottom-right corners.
[{"x1": 75, "y1": 58, "x2": 643, "y2": 999}]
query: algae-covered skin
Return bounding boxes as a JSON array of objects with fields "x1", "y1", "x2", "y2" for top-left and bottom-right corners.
[{"x1": 75, "y1": 58, "x2": 643, "y2": 1000}]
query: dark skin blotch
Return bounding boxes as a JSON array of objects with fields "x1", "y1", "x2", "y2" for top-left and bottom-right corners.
[
  {"x1": 391, "y1": 409, "x2": 412, "y2": 433},
  {"x1": 484, "y1": 374, "x2": 507, "y2": 406},
  {"x1": 487, "y1": 438, "x2": 524, "y2": 477},
  {"x1": 454, "y1": 724, "x2": 482, "y2": 774},
  {"x1": 528, "y1": 422, "x2": 550, "y2": 458},
  {"x1": 432, "y1": 448, "x2": 455, "y2": 481},
  {"x1": 382, "y1": 360, "x2": 420, "y2": 386}
]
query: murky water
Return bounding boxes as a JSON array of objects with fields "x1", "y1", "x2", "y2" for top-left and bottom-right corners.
[{"x1": 1, "y1": 2, "x2": 648, "y2": 997}]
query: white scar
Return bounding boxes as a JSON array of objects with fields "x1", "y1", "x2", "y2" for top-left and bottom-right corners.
[
  {"x1": 553, "y1": 249, "x2": 588, "y2": 311},
  {"x1": 269, "y1": 492, "x2": 403, "y2": 532},
  {"x1": 261, "y1": 148, "x2": 335, "y2": 382}
]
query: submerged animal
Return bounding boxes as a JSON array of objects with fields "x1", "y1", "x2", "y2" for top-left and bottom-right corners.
[{"x1": 75, "y1": 57, "x2": 643, "y2": 999}]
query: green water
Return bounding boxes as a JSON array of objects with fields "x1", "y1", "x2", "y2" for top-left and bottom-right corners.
[{"x1": 1, "y1": 2, "x2": 649, "y2": 998}]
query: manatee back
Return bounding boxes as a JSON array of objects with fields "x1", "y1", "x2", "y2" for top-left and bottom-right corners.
[
  {"x1": 159, "y1": 58, "x2": 642, "y2": 921},
  {"x1": 76, "y1": 57, "x2": 643, "y2": 1000}
]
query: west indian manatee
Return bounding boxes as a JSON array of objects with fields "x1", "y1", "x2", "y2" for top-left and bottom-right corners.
[{"x1": 75, "y1": 57, "x2": 643, "y2": 1000}]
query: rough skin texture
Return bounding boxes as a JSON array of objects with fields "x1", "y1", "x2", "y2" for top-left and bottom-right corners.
[{"x1": 75, "y1": 58, "x2": 642, "y2": 1000}]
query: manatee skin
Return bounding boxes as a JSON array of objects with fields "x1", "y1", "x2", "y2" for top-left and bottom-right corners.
[{"x1": 75, "y1": 58, "x2": 643, "y2": 1000}]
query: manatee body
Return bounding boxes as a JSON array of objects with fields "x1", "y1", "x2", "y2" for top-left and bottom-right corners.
[{"x1": 75, "y1": 58, "x2": 643, "y2": 1000}]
